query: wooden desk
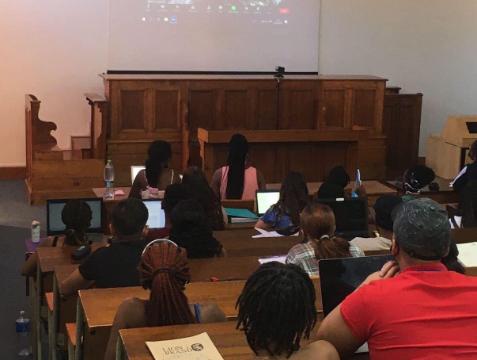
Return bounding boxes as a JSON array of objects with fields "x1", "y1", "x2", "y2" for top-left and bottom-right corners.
[
  {"x1": 189, "y1": 256, "x2": 260, "y2": 282},
  {"x1": 384, "y1": 177, "x2": 459, "y2": 204},
  {"x1": 117, "y1": 321, "x2": 369, "y2": 360},
  {"x1": 75, "y1": 279, "x2": 322, "y2": 360},
  {"x1": 215, "y1": 229, "x2": 301, "y2": 257},
  {"x1": 92, "y1": 187, "x2": 131, "y2": 202},
  {"x1": 268, "y1": 180, "x2": 397, "y2": 206}
]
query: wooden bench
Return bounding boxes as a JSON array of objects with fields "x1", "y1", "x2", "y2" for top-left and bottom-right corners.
[{"x1": 65, "y1": 323, "x2": 76, "y2": 360}]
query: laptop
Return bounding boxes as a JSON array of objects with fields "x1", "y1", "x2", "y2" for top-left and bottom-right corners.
[
  {"x1": 256, "y1": 190, "x2": 280, "y2": 216},
  {"x1": 130, "y1": 165, "x2": 146, "y2": 184},
  {"x1": 46, "y1": 198, "x2": 103, "y2": 236},
  {"x1": 316, "y1": 198, "x2": 369, "y2": 239},
  {"x1": 143, "y1": 199, "x2": 166, "y2": 229},
  {"x1": 319, "y1": 255, "x2": 394, "y2": 354}
]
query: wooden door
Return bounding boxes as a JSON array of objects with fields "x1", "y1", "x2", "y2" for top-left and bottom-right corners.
[{"x1": 318, "y1": 82, "x2": 348, "y2": 130}]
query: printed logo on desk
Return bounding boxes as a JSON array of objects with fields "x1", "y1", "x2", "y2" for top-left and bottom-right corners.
[{"x1": 146, "y1": 332, "x2": 224, "y2": 360}]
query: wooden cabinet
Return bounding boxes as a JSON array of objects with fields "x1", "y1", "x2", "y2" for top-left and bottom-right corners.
[
  {"x1": 383, "y1": 90, "x2": 423, "y2": 179},
  {"x1": 101, "y1": 75, "x2": 388, "y2": 185}
]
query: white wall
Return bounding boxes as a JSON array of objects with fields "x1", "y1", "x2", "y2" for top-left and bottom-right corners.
[
  {"x1": 1, "y1": 0, "x2": 476, "y2": 166},
  {"x1": 319, "y1": 0, "x2": 477, "y2": 155},
  {"x1": 0, "y1": 0, "x2": 108, "y2": 166}
]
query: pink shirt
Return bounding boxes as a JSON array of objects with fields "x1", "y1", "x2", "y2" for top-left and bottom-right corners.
[{"x1": 219, "y1": 166, "x2": 259, "y2": 200}]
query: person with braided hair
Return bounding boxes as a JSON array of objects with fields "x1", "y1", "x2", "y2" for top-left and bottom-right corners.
[
  {"x1": 104, "y1": 240, "x2": 225, "y2": 360},
  {"x1": 236, "y1": 262, "x2": 339, "y2": 359},
  {"x1": 286, "y1": 203, "x2": 363, "y2": 277},
  {"x1": 129, "y1": 140, "x2": 181, "y2": 199},
  {"x1": 21, "y1": 199, "x2": 92, "y2": 277},
  {"x1": 211, "y1": 133, "x2": 266, "y2": 200}
]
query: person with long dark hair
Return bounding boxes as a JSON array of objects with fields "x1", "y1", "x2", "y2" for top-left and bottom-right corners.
[
  {"x1": 286, "y1": 203, "x2": 363, "y2": 276},
  {"x1": 21, "y1": 200, "x2": 92, "y2": 276},
  {"x1": 211, "y1": 133, "x2": 265, "y2": 200},
  {"x1": 236, "y1": 262, "x2": 339, "y2": 359},
  {"x1": 169, "y1": 199, "x2": 224, "y2": 258},
  {"x1": 104, "y1": 240, "x2": 225, "y2": 360},
  {"x1": 182, "y1": 166, "x2": 226, "y2": 230},
  {"x1": 130, "y1": 140, "x2": 181, "y2": 199},
  {"x1": 255, "y1": 172, "x2": 309, "y2": 231}
]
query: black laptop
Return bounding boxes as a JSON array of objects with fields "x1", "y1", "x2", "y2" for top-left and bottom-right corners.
[{"x1": 316, "y1": 198, "x2": 369, "y2": 239}]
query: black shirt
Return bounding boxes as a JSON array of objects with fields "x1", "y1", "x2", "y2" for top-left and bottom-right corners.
[
  {"x1": 453, "y1": 162, "x2": 477, "y2": 193},
  {"x1": 78, "y1": 238, "x2": 148, "y2": 288}
]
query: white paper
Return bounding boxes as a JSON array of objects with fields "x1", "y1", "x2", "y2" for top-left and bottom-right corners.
[
  {"x1": 252, "y1": 228, "x2": 299, "y2": 238},
  {"x1": 450, "y1": 166, "x2": 467, "y2": 187},
  {"x1": 457, "y1": 242, "x2": 477, "y2": 267},
  {"x1": 258, "y1": 255, "x2": 287, "y2": 265},
  {"x1": 146, "y1": 332, "x2": 224, "y2": 360},
  {"x1": 449, "y1": 216, "x2": 462, "y2": 229}
]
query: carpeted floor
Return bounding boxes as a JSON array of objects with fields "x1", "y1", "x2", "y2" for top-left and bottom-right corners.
[{"x1": 0, "y1": 181, "x2": 46, "y2": 359}]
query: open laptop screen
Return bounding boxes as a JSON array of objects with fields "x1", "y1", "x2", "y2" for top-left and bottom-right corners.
[
  {"x1": 143, "y1": 199, "x2": 166, "y2": 229},
  {"x1": 256, "y1": 191, "x2": 280, "y2": 215},
  {"x1": 319, "y1": 255, "x2": 393, "y2": 315},
  {"x1": 130, "y1": 165, "x2": 146, "y2": 184},
  {"x1": 316, "y1": 198, "x2": 368, "y2": 238},
  {"x1": 47, "y1": 198, "x2": 103, "y2": 236}
]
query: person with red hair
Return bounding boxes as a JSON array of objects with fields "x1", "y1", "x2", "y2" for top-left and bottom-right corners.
[{"x1": 104, "y1": 240, "x2": 225, "y2": 360}]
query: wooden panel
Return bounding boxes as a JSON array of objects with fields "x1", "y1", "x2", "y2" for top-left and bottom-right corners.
[
  {"x1": 120, "y1": 90, "x2": 145, "y2": 130},
  {"x1": 256, "y1": 89, "x2": 277, "y2": 130},
  {"x1": 352, "y1": 89, "x2": 377, "y2": 128},
  {"x1": 358, "y1": 137, "x2": 386, "y2": 180},
  {"x1": 224, "y1": 90, "x2": 249, "y2": 129},
  {"x1": 280, "y1": 89, "x2": 316, "y2": 129},
  {"x1": 154, "y1": 90, "x2": 180, "y2": 130},
  {"x1": 0, "y1": 166, "x2": 26, "y2": 180},
  {"x1": 320, "y1": 89, "x2": 346, "y2": 128},
  {"x1": 383, "y1": 93, "x2": 423, "y2": 178},
  {"x1": 188, "y1": 90, "x2": 217, "y2": 137}
]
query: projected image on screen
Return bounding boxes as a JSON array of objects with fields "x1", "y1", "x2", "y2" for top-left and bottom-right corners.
[{"x1": 109, "y1": 0, "x2": 319, "y2": 72}]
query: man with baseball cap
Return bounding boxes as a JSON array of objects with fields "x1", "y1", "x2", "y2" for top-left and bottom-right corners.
[{"x1": 316, "y1": 198, "x2": 477, "y2": 359}]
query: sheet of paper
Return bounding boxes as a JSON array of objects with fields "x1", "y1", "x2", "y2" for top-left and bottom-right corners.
[
  {"x1": 146, "y1": 332, "x2": 224, "y2": 360},
  {"x1": 457, "y1": 242, "x2": 477, "y2": 267},
  {"x1": 258, "y1": 255, "x2": 287, "y2": 264},
  {"x1": 252, "y1": 228, "x2": 299, "y2": 238}
]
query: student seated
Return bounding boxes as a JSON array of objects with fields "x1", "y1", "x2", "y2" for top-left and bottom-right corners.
[
  {"x1": 104, "y1": 240, "x2": 225, "y2": 360},
  {"x1": 350, "y1": 195, "x2": 402, "y2": 253},
  {"x1": 60, "y1": 198, "x2": 149, "y2": 297},
  {"x1": 286, "y1": 203, "x2": 363, "y2": 277},
  {"x1": 255, "y1": 171, "x2": 309, "y2": 232},
  {"x1": 211, "y1": 133, "x2": 265, "y2": 200},
  {"x1": 169, "y1": 199, "x2": 224, "y2": 258},
  {"x1": 400, "y1": 164, "x2": 436, "y2": 201},
  {"x1": 129, "y1": 140, "x2": 181, "y2": 199},
  {"x1": 236, "y1": 262, "x2": 339, "y2": 360},
  {"x1": 182, "y1": 166, "x2": 226, "y2": 230},
  {"x1": 21, "y1": 200, "x2": 92, "y2": 277},
  {"x1": 146, "y1": 183, "x2": 193, "y2": 240},
  {"x1": 316, "y1": 198, "x2": 477, "y2": 359},
  {"x1": 316, "y1": 166, "x2": 366, "y2": 200}
]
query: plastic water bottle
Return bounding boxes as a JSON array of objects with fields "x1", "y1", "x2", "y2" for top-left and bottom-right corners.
[
  {"x1": 104, "y1": 159, "x2": 115, "y2": 200},
  {"x1": 31, "y1": 220, "x2": 40, "y2": 244},
  {"x1": 16, "y1": 311, "x2": 31, "y2": 357}
]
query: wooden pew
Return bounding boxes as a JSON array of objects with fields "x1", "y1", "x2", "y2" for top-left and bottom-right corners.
[
  {"x1": 73, "y1": 279, "x2": 322, "y2": 360},
  {"x1": 189, "y1": 256, "x2": 260, "y2": 282}
]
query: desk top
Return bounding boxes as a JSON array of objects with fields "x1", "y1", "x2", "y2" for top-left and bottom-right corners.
[
  {"x1": 189, "y1": 256, "x2": 260, "y2": 282},
  {"x1": 267, "y1": 180, "x2": 397, "y2": 197},
  {"x1": 214, "y1": 229, "x2": 301, "y2": 257},
  {"x1": 54, "y1": 264, "x2": 79, "y2": 286},
  {"x1": 79, "y1": 279, "x2": 322, "y2": 330},
  {"x1": 92, "y1": 187, "x2": 131, "y2": 202},
  {"x1": 119, "y1": 321, "x2": 369, "y2": 360}
]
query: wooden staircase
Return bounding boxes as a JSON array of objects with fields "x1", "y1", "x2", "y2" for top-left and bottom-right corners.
[{"x1": 25, "y1": 94, "x2": 108, "y2": 204}]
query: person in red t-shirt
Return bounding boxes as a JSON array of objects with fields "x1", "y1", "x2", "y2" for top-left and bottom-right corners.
[{"x1": 316, "y1": 198, "x2": 477, "y2": 359}]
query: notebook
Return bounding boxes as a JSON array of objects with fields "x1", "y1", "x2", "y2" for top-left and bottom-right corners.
[
  {"x1": 47, "y1": 198, "x2": 103, "y2": 236},
  {"x1": 316, "y1": 198, "x2": 369, "y2": 239},
  {"x1": 143, "y1": 199, "x2": 166, "y2": 229},
  {"x1": 256, "y1": 190, "x2": 280, "y2": 216},
  {"x1": 146, "y1": 332, "x2": 224, "y2": 360},
  {"x1": 457, "y1": 242, "x2": 477, "y2": 267}
]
